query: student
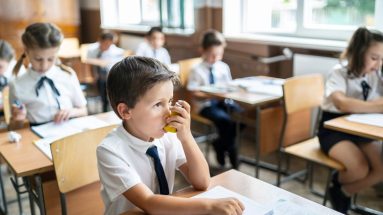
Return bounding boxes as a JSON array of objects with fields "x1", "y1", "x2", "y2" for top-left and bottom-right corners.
[
  {"x1": 187, "y1": 30, "x2": 242, "y2": 169},
  {"x1": 0, "y1": 40, "x2": 26, "y2": 91},
  {"x1": 97, "y1": 56, "x2": 244, "y2": 215},
  {"x1": 318, "y1": 27, "x2": 383, "y2": 214},
  {"x1": 9, "y1": 22, "x2": 87, "y2": 127},
  {"x1": 135, "y1": 27, "x2": 171, "y2": 65},
  {"x1": 87, "y1": 32, "x2": 125, "y2": 112}
]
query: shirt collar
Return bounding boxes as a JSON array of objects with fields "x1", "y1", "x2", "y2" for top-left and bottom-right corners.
[
  {"x1": 117, "y1": 125, "x2": 159, "y2": 154},
  {"x1": 28, "y1": 65, "x2": 56, "y2": 80}
]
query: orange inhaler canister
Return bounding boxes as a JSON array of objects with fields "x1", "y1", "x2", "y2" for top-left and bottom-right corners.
[{"x1": 163, "y1": 111, "x2": 179, "y2": 133}]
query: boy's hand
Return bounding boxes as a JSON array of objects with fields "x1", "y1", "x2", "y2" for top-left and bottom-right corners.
[
  {"x1": 209, "y1": 198, "x2": 245, "y2": 215},
  {"x1": 11, "y1": 103, "x2": 27, "y2": 121},
  {"x1": 166, "y1": 100, "x2": 193, "y2": 142},
  {"x1": 54, "y1": 109, "x2": 71, "y2": 123}
]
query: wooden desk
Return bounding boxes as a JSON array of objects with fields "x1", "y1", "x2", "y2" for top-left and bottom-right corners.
[
  {"x1": 122, "y1": 170, "x2": 341, "y2": 215},
  {"x1": 0, "y1": 112, "x2": 120, "y2": 215},
  {"x1": 200, "y1": 80, "x2": 283, "y2": 178},
  {"x1": 324, "y1": 116, "x2": 383, "y2": 141}
]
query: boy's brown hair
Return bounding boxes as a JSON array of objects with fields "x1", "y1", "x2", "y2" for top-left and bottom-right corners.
[
  {"x1": 201, "y1": 29, "x2": 226, "y2": 50},
  {"x1": 107, "y1": 56, "x2": 179, "y2": 118}
]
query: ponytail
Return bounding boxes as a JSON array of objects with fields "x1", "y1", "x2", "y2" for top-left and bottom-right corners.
[{"x1": 12, "y1": 53, "x2": 26, "y2": 77}]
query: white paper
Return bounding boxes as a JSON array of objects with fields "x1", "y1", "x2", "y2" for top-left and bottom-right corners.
[
  {"x1": 33, "y1": 136, "x2": 65, "y2": 160},
  {"x1": 268, "y1": 199, "x2": 322, "y2": 215},
  {"x1": 192, "y1": 186, "x2": 272, "y2": 215},
  {"x1": 346, "y1": 114, "x2": 383, "y2": 127},
  {"x1": 230, "y1": 77, "x2": 284, "y2": 96},
  {"x1": 31, "y1": 115, "x2": 110, "y2": 138}
]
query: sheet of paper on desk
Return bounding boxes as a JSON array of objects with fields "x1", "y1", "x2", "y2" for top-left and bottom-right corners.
[
  {"x1": 33, "y1": 136, "x2": 65, "y2": 160},
  {"x1": 346, "y1": 114, "x2": 383, "y2": 127},
  {"x1": 268, "y1": 199, "x2": 321, "y2": 215},
  {"x1": 231, "y1": 77, "x2": 283, "y2": 96},
  {"x1": 31, "y1": 115, "x2": 110, "y2": 138},
  {"x1": 192, "y1": 186, "x2": 272, "y2": 215}
]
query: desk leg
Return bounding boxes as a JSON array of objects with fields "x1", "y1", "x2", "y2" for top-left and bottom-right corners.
[
  {"x1": 24, "y1": 177, "x2": 35, "y2": 215},
  {"x1": 25, "y1": 175, "x2": 46, "y2": 215},
  {"x1": 0, "y1": 168, "x2": 7, "y2": 215},
  {"x1": 255, "y1": 106, "x2": 261, "y2": 178}
]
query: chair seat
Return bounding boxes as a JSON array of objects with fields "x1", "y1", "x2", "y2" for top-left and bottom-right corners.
[{"x1": 283, "y1": 137, "x2": 345, "y2": 171}]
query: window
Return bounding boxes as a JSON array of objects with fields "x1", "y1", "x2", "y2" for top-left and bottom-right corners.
[
  {"x1": 224, "y1": 0, "x2": 383, "y2": 40},
  {"x1": 100, "y1": 0, "x2": 194, "y2": 32}
]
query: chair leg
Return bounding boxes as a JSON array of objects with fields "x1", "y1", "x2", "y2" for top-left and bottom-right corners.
[
  {"x1": 60, "y1": 192, "x2": 67, "y2": 215},
  {"x1": 0, "y1": 167, "x2": 7, "y2": 215},
  {"x1": 276, "y1": 151, "x2": 283, "y2": 187},
  {"x1": 323, "y1": 169, "x2": 332, "y2": 206}
]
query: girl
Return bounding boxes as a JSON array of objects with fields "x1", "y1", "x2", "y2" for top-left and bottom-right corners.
[
  {"x1": 0, "y1": 40, "x2": 26, "y2": 91},
  {"x1": 9, "y1": 22, "x2": 87, "y2": 127},
  {"x1": 318, "y1": 27, "x2": 383, "y2": 214}
]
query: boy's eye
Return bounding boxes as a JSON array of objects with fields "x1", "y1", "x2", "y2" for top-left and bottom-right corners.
[{"x1": 154, "y1": 102, "x2": 162, "y2": 107}]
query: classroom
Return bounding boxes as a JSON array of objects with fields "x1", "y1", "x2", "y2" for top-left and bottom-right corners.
[{"x1": 0, "y1": 0, "x2": 382, "y2": 214}]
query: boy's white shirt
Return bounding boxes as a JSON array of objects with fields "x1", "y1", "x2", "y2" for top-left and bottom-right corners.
[
  {"x1": 322, "y1": 63, "x2": 383, "y2": 113},
  {"x1": 8, "y1": 65, "x2": 86, "y2": 124},
  {"x1": 86, "y1": 42, "x2": 125, "y2": 71},
  {"x1": 97, "y1": 124, "x2": 186, "y2": 215},
  {"x1": 187, "y1": 61, "x2": 232, "y2": 112},
  {"x1": 135, "y1": 42, "x2": 171, "y2": 65}
]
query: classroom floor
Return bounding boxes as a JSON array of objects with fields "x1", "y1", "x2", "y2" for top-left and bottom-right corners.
[{"x1": 2, "y1": 96, "x2": 382, "y2": 215}]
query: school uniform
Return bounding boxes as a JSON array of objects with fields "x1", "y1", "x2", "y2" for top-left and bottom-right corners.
[
  {"x1": 8, "y1": 65, "x2": 87, "y2": 125},
  {"x1": 187, "y1": 61, "x2": 241, "y2": 168},
  {"x1": 135, "y1": 42, "x2": 171, "y2": 65},
  {"x1": 87, "y1": 42, "x2": 124, "y2": 112},
  {"x1": 97, "y1": 125, "x2": 186, "y2": 215},
  {"x1": 318, "y1": 63, "x2": 383, "y2": 154}
]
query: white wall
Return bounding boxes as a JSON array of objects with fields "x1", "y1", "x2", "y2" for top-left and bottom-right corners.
[{"x1": 293, "y1": 54, "x2": 338, "y2": 77}]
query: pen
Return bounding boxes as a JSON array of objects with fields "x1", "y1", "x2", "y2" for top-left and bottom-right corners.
[{"x1": 13, "y1": 100, "x2": 23, "y2": 110}]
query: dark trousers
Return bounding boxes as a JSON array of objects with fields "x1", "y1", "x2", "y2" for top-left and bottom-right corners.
[
  {"x1": 97, "y1": 67, "x2": 109, "y2": 112},
  {"x1": 200, "y1": 100, "x2": 242, "y2": 168}
]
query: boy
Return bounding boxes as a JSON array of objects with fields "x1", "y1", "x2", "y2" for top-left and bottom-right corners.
[
  {"x1": 97, "y1": 56, "x2": 244, "y2": 215},
  {"x1": 187, "y1": 30, "x2": 242, "y2": 169},
  {"x1": 87, "y1": 32, "x2": 125, "y2": 112},
  {"x1": 135, "y1": 27, "x2": 171, "y2": 65}
]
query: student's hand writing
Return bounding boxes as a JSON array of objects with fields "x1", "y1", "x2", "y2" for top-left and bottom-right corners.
[
  {"x1": 209, "y1": 198, "x2": 245, "y2": 215},
  {"x1": 54, "y1": 109, "x2": 71, "y2": 123},
  {"x1": 166, "y1": 100, "x2": 192, "y2": 142},
  {"x1": 11, "y1": 103, "x2": 26, "y2": 121}
]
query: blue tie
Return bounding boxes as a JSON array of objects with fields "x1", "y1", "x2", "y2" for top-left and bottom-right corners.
[
  {"x1": 209, "y1": 66, "x2": 215, "y2": 84},
  {"x1": 146, "y1": 146, "x2": 169, "y2": 195},
  {"x1": 35, "y1": 76, "x2": 61, "y2": 109},
  {"x1": 361, "y1": 80, "x2": 371, "y2": 101}
]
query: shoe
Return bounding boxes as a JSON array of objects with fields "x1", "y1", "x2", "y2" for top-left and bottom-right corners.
[{"x1": 328, "y1": 185, "x2": 351, "y2": 214}]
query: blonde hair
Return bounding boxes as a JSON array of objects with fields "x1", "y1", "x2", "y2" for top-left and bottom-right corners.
[{"x1": 13, "y1": 22, "x2": 72, "y2": 76}]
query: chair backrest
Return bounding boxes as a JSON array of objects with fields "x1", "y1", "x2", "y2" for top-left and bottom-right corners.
[
  {"x1": 281, "y1": 74, "x2": 324, "y2": 146},
  {"x1": 178, "y1": 57, "x2": 202, "y2": 87},
  {"x1": 2, "y1": 86, "x2": 11, "y2": 126},
  {"x1": 283, "y1": 74, "x2": 324, "y2": 114},
  {"x1": 50, "y1": 124, "x2": 117, "y2": 193}
]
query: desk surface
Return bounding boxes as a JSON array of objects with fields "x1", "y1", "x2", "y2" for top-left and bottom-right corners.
[
  {"x1": 0, "y1": 112, "x2": 120, "y2": 177},
  {"x1": 122, "y1": 169, "x2": 341, "y2": 215},
  {"x1": 324, "y1": 116, "x2": 383, "y2": 141}
]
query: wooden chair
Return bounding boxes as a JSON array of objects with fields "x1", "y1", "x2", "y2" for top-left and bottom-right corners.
[
  {"x1": 276, "y1": 74, "x2": 345, "y2": 205},
  {"x1": 50, "y1": 125, "x2": 117, "y2": 215},
  {"x1": 177, "y1": 58, "x2": 218, "y2": 161}
]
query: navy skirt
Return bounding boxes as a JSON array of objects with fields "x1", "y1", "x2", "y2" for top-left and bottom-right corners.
[{"x1": 318, "y1": 111, "x2": 373, "y2": 155}]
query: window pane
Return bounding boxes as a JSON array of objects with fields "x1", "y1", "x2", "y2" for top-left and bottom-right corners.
[
  {"x1": 244, "y1": 0, "x2": 297, "y2": 33},
  {"x1": 142, "y1": 0, "x2": 160, "y2": 25},
  {"x1": 304, "y1": 0, "x2": 376, "y2": 29},
  {"x1": 118, "y1": 0, "x2": 141, "y2": 25}
]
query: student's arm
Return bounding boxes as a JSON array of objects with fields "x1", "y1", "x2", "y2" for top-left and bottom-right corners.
[
  {"x1": 331, "y1": 91, "x2": 383, "y2": 113},
  {"x1": 53, "y1": 106, "x2": 88, "y2": 123},
  {"x1": 124, "y1": 183, "x2": 244, "y2": 215},
  {"x1": 167, "y1": 100, "x2": 210, "y2": 190}
]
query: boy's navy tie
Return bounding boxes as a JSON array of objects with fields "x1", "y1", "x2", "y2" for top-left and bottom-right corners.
[
  {"x1": 146, "y1": 146, "x2": 169, "y2": 195},
  {"x1": 361, "y1": 80, "x2": 371, "y2": 101},
  {"x1": 35, "y1": 76, "x2": 61, "y2": 109},
  {"x1": 209, "y1": 66, "x2": 215, "y2": 84}
]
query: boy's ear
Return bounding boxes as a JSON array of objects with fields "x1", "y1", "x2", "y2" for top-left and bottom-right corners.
[{"x1": 116, "y1": 103, "x2": 132, "y2": 120}]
